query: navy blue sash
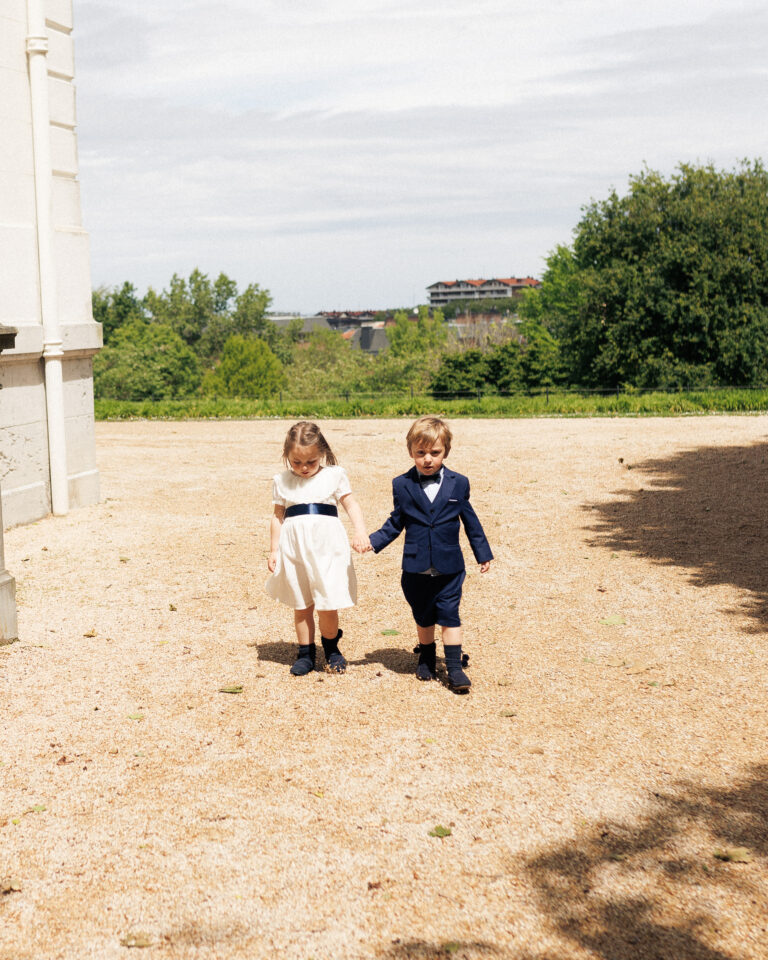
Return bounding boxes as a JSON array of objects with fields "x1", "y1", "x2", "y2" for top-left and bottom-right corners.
[{"x1": 284, "y1": 503, "x2": 338, "y2": 519}]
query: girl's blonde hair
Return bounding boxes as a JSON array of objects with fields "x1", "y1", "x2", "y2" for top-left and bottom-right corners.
[
  {"x1": 406, "y1": 415, "x2": 452, "y2": 456},
  {"x1": 282, "y1": 421, "x2": 337, "y2": 466}
]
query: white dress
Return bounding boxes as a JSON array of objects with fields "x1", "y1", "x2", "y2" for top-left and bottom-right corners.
[{"x1": 265, "y1": 465, "x2": 358, "y2": 610}]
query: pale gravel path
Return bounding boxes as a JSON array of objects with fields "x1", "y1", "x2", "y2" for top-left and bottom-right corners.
[{"x1": 1, "y1": 417, "x2": 767, "y2": 960}]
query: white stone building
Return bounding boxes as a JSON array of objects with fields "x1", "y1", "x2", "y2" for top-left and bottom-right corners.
[{"x1": 0, "y1": 0, "x2": 101, "y2": 528}]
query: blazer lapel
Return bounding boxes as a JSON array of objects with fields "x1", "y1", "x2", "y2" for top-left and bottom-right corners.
[
  {"x1": 405, "y1": 467, "x2": 432, "y2": 514},
  {"x1": 431, "y1": 469, "x2": 455, "y2": 510}
]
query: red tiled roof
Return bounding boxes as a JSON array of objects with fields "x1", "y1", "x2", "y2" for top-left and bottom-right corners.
[{"x1": 429, "y1": 276, "x2": 540, "y2": 289}]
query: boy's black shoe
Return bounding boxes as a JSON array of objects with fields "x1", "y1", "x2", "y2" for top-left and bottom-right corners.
[
  {"x1": 290, "y1": 643, "x2": 316, "y2": 676},
  {"x1": 444, "y1": 644, "x2": 471, "y2": 692},
  {"x1": 321, "y1": 629, "x2": 346, "y2": 674},
  {"x1": 416, "y1": 641, "x2": 436, "y2": 681}
]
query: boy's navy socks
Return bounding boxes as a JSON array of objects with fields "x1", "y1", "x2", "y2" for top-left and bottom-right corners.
[
  {"x1": 416, "y1": 642, "x2": 437, "y2": 681},
  {"x1": 414, "y1": 643, "x2": 469, "y2": 667},
  {"x1": 290, "y1": 643, "x2": 316, "y2": 676},
  {"x1": 444, "y1": 644, "x2": 471, "y2": 691},
  {"x1": 321, "y1": 629, "x2": 346, "y2": 674}
]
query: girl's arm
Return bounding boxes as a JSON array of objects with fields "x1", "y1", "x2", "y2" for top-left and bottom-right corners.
[
  {"x1": 268, "y1": 504, "x2": 285, "y2": 571},
  {"x1": 339, "y1": 493, "x2": 371, "y2": 554}
]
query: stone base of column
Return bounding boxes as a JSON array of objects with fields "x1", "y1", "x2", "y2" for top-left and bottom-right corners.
[{"x1": 0, "y1": 570, "x2": 18, "y2": 643}]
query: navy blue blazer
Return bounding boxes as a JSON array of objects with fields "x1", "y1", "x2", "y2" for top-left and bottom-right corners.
[{"x1": 370, "y1": 467, "x2": 493, "y2": 573}]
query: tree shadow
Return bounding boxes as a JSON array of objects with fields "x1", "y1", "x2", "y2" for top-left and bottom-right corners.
[
  {"x1": 520, "y1": 764, "x2": 768, "y2": 959},
  {"x1": 584, "y1": 441, "x2": 768, "y2": 630},
  {"x1": 377, "y1": 939, "x2": 503, "y2": 959}
]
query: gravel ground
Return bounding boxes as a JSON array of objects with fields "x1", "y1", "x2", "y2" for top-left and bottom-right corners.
[{"x1": 1, "y1": 416, "x2": 767, "y2": 960}]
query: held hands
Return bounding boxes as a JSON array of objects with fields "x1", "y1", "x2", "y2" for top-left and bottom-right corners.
[{"x1": 352, "y1": 535, "x2": 372, "y2": 554}]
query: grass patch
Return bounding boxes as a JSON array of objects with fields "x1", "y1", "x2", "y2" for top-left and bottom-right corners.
[{"x1": 94, "y1": 389, "x2": 768, "y2": 421}]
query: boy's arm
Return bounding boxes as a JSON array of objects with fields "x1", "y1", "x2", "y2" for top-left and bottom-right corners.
[
  {"x1": 339, "y1": 493, "x2": 371, "y2": 553},
  {"x1": 369, "y1": 485, "x2": 406, "y2": 553},
  {"x1": 458, "y1": 481, "x2": 493, "y2": 566}
]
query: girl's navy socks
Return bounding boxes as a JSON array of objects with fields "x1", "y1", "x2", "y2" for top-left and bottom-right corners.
[{"x1": 321, "y1": 629, "x2": 346, "y2": 674}]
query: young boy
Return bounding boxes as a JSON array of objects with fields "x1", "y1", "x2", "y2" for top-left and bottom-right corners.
[{"x1": 369, "y1": 416, "x2": 492, "y2": 691}]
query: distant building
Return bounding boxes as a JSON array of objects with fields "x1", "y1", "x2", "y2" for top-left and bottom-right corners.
[
  {"x1": 427, "y1": 277, "x2": 540, "y2": 307},
  {"x1": 320, "y1": 311, "x2": 378, "y2": 331},
  {"x1": 342, "y1": 326, "x2": 389, "y2": 355}
]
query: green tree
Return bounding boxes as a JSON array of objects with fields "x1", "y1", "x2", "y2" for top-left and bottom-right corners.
[
  {"x1": 203, "y1": 335, "x2": 284, "y2": 398},
  {"x1": 387, "y1": 305, "x2": 447, "y2": 357},
  {"x1": 429, "y1": 350, "x2": 489, "y2": 396},
  {"x1": 93, "y1": 320, "x2": 201, "y2": 399},
  {"x1": 92, "y1": 282, "x2": 144, "y2": 342},
  {"x1": 542, "y1": 161, "x2": 768, "y2": 387},
  {"x1": 285, "y1": 330, "x2": 373, "y2": 397}
]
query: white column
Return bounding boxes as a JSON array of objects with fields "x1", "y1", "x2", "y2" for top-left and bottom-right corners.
[{"x1": 26, "y1": 0, "x2": 69, "y2": 516}]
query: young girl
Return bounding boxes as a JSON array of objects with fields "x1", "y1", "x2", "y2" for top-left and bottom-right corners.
[{"x1": 266, "y1": 421, "x2": 370, "y2": 675}]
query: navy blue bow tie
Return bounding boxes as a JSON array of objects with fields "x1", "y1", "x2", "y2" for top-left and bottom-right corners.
[{"x1": 418, "y1": 472, "x2": 441, "y2": 484}]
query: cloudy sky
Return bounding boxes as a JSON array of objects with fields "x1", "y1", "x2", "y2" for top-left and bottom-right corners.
[{"x1": 74, "y1": 1, "x2": 767, "y2": 313}]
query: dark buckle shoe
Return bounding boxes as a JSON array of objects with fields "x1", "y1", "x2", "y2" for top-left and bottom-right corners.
[
  {"x1": 290, "y1": 645, "x2": 316, "y2": 676},
  {"x1": 416, "y1": 662, "x2": 435, "y2": 682},
  {"x1": 447, "y1": 665, "x2": 471, "y2": 692},
  {"x1": 326, "y1": 650, "x2": 347, "y2": 674}
]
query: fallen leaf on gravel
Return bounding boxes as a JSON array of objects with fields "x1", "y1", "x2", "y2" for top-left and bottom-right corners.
[
  {"x1": 599, "y1": 615, "x2": 626, "y2": 626},
  {"x1": 120, "y1": 933, "x2": 154, "y2": 948},
  {"x1": 83, "y1": 629, "x2": 96, "y2": 637},
  {"x1": 605, "y1": 656, "x2": 626, "y2": 667},
  {"x1": 127, "y1": 713, "x2": 144, "y2": 721},
  {"x1": 56, "y1": 756, "x2": 72, "y2": 765},
  {"x1": 311, "y1": 790, "x2": 324, "y2": 798},
  {"x1": 500, "y1": 710, "x2": 517, "y2": 718},
  {"x1": 428, "y1": 825, "x2": 452, "y2": 838},
  {"x1": 497, "y1": 679, "x2": 512, "y2": 686},
  {"x1": 119, "y1": 557, "x2": 130, "y2": 563},
  {"x1": 381, "y1": 629, "x2": 399, "y2": 636},
  {"x1": 527, "y1": 747, "x2": 545, "y2": 755},
  {"x1": 0, "y1": 878, "x2": 21, "y2": 894},
  {"x1": 25, "y1": 805, "x2": 46, "y2": 814},
  {"x1": 218, "y1": 685, "x2": 243, "y2": 694},
  {"x1": 367, "y1": 880, "x2": 381, "y2": 890},
  {"x1": 714, "y1": 847, "x2": 752, "y2": 863},
  {"x1": 169, "y1": 603, "x2": 177, "y2": 611}
]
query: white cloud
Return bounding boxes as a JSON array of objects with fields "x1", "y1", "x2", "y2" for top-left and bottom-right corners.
[{"x1": 74, "y1": 0, "x2": 768, "y2": 310}]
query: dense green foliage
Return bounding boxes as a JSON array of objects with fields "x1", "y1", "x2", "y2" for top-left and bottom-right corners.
[
  {"x1": 202, "y1": 336, "x2": 285, "y2": 398},
  {"x1": 92, "y1": 161, "x2": 768, "y2": 404},
  {"x1": 93, "y1": 320, "x2": 202, "y2": 399},
  {"x1": 527, "y1": 161, "x2": 768, "y2": 388},
  {"x1": 95, "y1": 388, "x2": 768, "y2": 421}
]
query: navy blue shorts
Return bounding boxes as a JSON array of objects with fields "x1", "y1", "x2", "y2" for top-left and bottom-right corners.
[{"x1": 401, "y1": 570, "x2": 466, "y2": 628}]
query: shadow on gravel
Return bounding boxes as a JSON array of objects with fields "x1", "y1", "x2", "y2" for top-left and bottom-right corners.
[
  {"x1": 378, "y1": 940, "x2": 502, "y2": 959},
  {"x1": 520, "y1": 764, "x2": 768, "y2": 960},
  {"x1": 584, "y1": 440, "x2": 768, "y2": 630},
  {"x1": 255, "y1": 640, "x2": 295, "y2": 666},
  {"x1": 352, "y1": 646, "x2": 416, "y2": 674}
]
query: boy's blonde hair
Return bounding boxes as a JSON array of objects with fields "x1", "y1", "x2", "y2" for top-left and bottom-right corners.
[
  {"x1": 406, "y1": 416, "x2": 452, "y2": 456},
  {"x1": 282, "y1": 421, "x2": 338, "y2": 466}
]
